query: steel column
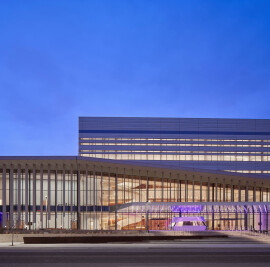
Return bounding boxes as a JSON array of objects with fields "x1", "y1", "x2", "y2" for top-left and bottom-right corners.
[
  {"x1": 238, "y1": 181, "x2": 241, "y2": 202},
  {"x1": 17, "y1": 165, "x2": 21, "y2": 228},
  {"x1": 231, "y1": 180, "x2": 233, "y2": 202},
  {"x1": 259, "y1": 208, "x2": 262, "y2": 232},
  {"x1": 223, "y1": 179, "x2": 225, "y2": 202},
  {"x1": 146, "y1": 171, "x2": 149, "y2": 202},
  {"x1": 63, "y1": 165, "x2": 65, "y2": 218},
  {"x1": 266, "y1": 208, "x2": 269, "y2": 232},
  {"x1": 162, "y1": 172, "x2": 164, "y2": 202},
  {"x1": 212, "y1": 205, "x2": 214, "y2": 230},
  {"x1": 70, "y1": 165, "x2": 73, "y2": 227},
  {"x1": 93, "y1": 167, "x2": 96, "y2": 229},
  {"x1": 185, "y1": 175, "x2": 187, "y2": 202},
  {"x1": 9, "y1": 166, "x2": 14, "y2": 229},
  {"x1": 33, "y1": 165, "x2": 36, "y2": 225},
  {"x1": 245, "y1": 183, "x2": 248, "y2": 202},
  {"x1": 100, "y1": 166, "x2": 103, "y2": 229},
  {"x1": 77, "y1": 167, "x2": 80, "y2": 230},
  {"x1": 207, "y1": 177, "x2": 210, "y2": 202},
  {"x1": 244, "y1": 205, "x2": 248, "y2": 230},
  {"x1": 115, "y1": 168, "x2": 118, "y2": 231},
  {"x1": 25, "y1": 165, "x2": 28, "y2": 227},
  {"x1": 48, "y1": 165, "x2": 51, "y2": 222},
  {"x1": 40, "y1": 165, "x2": 43, "y2": 229},
  {"x1": 215, "y1": 179, "x2": 217, "y2": 202},
  {"x1": 2, "y1": 166, "x2": 6, "y2": 228},
  {"x1": 170, "y1": 173, "x2": 172, "y2": 202},
  {"x1": 55, "y1": 166, "x2": 57, "y2": 229},
  {"x1": 200, "y1": 177, "x2": 202, "y2": 202},
  {"x1": 192, "y1": 175, "x2": 195, "y2": 202}
]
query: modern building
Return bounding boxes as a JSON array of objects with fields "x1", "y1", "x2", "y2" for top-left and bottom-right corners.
[
  {"x1": 79, "y1": 117, "x2": 270, "y2": 174},
  {"x1": 1, "y1": 117, "x2": 270, "y2": 231}
]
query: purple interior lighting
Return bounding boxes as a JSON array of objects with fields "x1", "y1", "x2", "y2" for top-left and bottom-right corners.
[{"x1": 171, "y1": 205, "x2": 203, "y2": 213}]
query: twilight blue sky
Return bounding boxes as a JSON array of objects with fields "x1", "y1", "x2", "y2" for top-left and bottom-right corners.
[{"x1": 1, "y1": 0, "x2": 270, "y2": 156}]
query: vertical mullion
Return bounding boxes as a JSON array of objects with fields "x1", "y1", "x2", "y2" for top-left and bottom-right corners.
[
  {"x1": 40, "y1": 166, "x2": 43, "y2": 229},
  {"x1": 200, "y1": 176, "x2": 202, "y2": 202},
  {"x1": 192, "y1": 175, "x2": 195, "y2": 203},
  {"x1": 48, "y1": 165, "x2": 51, "y2": 223},
  {"x1": 115, "y1": 168, "x2": 118, "y2": 231},
  {"x1": 161, "y1": 172, "x2": 164, "y2": 202},
  {"x1": 2, "y1": 166, "x2": 6, "y2": 228},
  {"x1": 139, "y1": 170, "x2": 141, "y2": 202},
  {"x1": 123, "y1": 168, "x2": 125, "y2": 203},
  {"x1": 215, "y1": 179, "x2": 218, "y2": 202},
  {"x1": 185, "y1": 175, "x2": 187, "y2": 202},
  {"x1": 207, "y1": 177, "x2": 210, "y2": 202},
  {"x1": 131, "y1": 169, "x2": 133, "y2": 201},
  {"x1": 108, "y1": 168, "x2": 110, "y2": 230},
  {"x1": 10, "y1": 166, "x2": 14, "y2": 228},
  {"x1": 90, "y1": 168, "x2": 92, "y2": 229},
  {"x1": 223, "y1": 179, "x2": 225, "y2": 202},
  {"x1": 154, "y1": 172, "x2": 156, "y2": 202},
  {"x1": 238, "y1": 180, "x2": 241, "y2": 202},
  {"x1": 146, "y1": 171, "x2": 149, "y2": 202},
  {"x1": 177, "y1": 174, "x2": 180, "y2": 202},
  {"x1": 245, "y1": 182, "x2": 248, "y2": 202},
  {"x1": 77, "y1": 167, "x2": 80, "y2": 230},
  {"x1": 63, "y1": 165, "x2": 65, "y2": 219},
  {"x1": 100, "y1": 166, "x2": 103, "y2": 229},
  {"x1": 101, "y1": 167, "x2": 103, "y2": 207},
  {"x1": 70, "y1": 166, "x2": 73, "y2": 227},
  {"x1": 25, "y1": 165, "x2": 29, "y2": 227},
  {"x1": 17, "y1": 166, "x2": 21, "y2": 228},
  {"x1": 33, "y1": 165, "x2": 36, "y2": 225},
  {"x1": 93, "y1": 167, "x2": 96, "y2": 229},
  {"x1": 169, "y1": 173, "x2": 172, "y2": 202},
  {"x1": 231, "y1": 180, "x2": 233, "y2": 202},
  {"x1": 55, "y1": 166, "x2": 57, "y2": 229},
  {"x1": 85, "y1": 168, "x2": 88, "y2": 226}
]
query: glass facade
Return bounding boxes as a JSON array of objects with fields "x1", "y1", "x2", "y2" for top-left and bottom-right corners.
[
  {"x1": 79, "y1": 117, "x2": 270, "y2": 175},
  {"x1": 0, "y1": 161, "x2": 270, "y2": 231}
]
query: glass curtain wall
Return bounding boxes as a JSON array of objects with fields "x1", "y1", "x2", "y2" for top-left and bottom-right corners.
[{"x1": 0, "y1": 169, "x2": 269, "y2": 231}]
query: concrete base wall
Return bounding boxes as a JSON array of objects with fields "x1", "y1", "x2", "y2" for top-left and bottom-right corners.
[{"x1": 0, "y1": 230, "x2": 226, "y2": 243}]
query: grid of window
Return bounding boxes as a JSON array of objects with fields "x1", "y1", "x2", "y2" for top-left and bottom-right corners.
[{"x1": 79, "y1": 138, "x2": 270, "y2": 163}]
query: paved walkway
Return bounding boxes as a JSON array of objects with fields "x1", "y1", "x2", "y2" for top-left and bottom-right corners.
[{"x1": 1, "y1": 235, "x2": 270, "y2": 266}]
